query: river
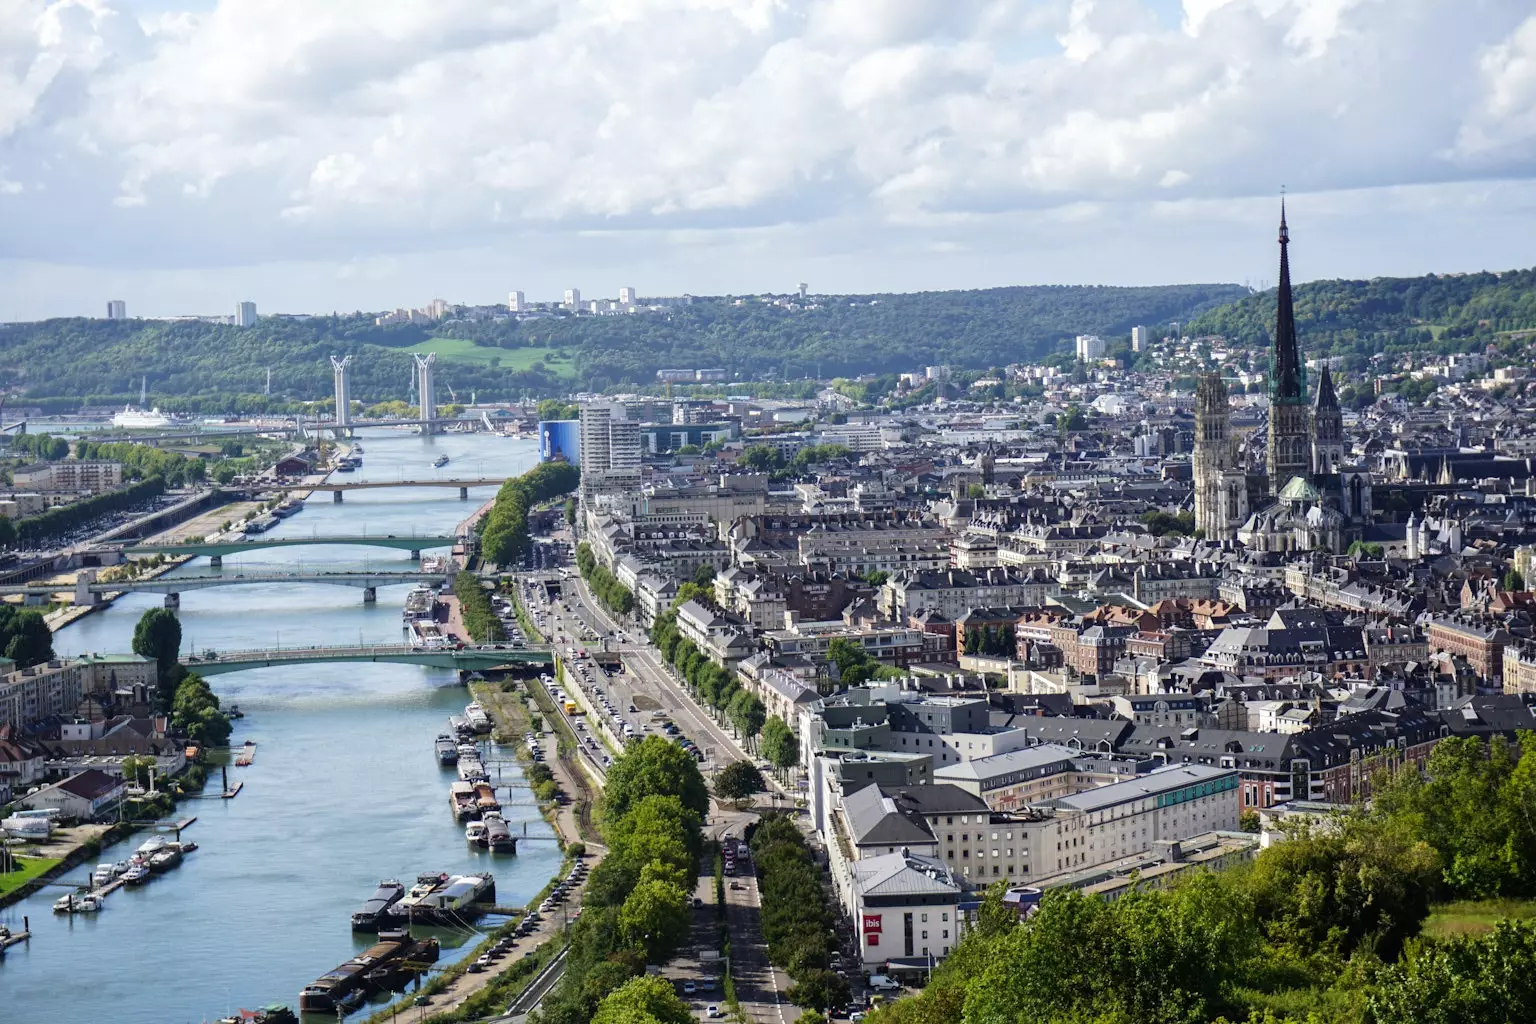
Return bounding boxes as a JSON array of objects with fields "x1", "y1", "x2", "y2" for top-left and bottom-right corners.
[{"x1": 0, "y1": 429, "x2": 562, "y2": 1024}]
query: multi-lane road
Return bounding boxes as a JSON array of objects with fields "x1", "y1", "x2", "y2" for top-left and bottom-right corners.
[{"x1": 514, "y1": 552, "x2": 798, "y2": 1024}]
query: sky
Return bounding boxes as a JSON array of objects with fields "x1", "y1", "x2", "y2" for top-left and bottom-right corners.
[{"x1": 2, "y1": 0, "x2": 1536, "y2": 320}]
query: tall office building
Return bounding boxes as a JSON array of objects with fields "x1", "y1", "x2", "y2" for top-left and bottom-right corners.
[
  {"x1": 1075, "y1": 335, "x2": 1106, "y2": 361},
  {"x1": 564, "y1": 288, "x2": 581, "y2": 309},
  {"x1": 508, "y1": 290, "x2": 525, "y2": 312},
  {"x1": 1131, "y1": 325, "x2": 1148, "y2": 352},
  {"x1": 579, "y1": 401, "x2": 642, "y2": 502},
  {"x1": 235, "y1": 301, "x2": 257, "y2": 327},
  {"x1": 618, "y1": 286, "x2": 636, "y2": 306},
  {"x1": 106, "y1": 300, "x2": 126, "y2": 320}
]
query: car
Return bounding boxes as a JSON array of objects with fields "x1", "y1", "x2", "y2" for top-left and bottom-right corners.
[
  {"x1": 467, "y1": 959, "x2": 485, "y2": 974},
  {"x1": 729, "y1": 881, "x2": 743, "y2": 890},
  {"x1": 682, "y1": 981, "x2": 697, "y2": 995},
  {"x1": 705, "y1": 1007, "x2": 723, "y2": 1019},
  {"x1": 700, "y1": 978, "x2": 717, "y2": 992},
  {"x1": 692, "y1": 896, "x2": 703, "y2": 908},
  {"x1": 628, "y1": 704, "x2": 638, "y2": 713}
]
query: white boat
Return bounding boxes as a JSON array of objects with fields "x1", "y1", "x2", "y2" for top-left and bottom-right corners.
[
  {"x1": 53, "y1": 892, "x2": 102, "y2": 913},
  {"x1": 465, "y1": 821, "x2": 488, "y2": 847},
  {"x1": 1, "y1": 815, "x2": 51, "y2": 840},
  {"x1": 91, "y1": 864, "x2": 115, "y2": 887},
  {"x1": 137, "y1": 835, "x2": 170, "y2": 857},
  {"x1": 111, "y1": 406, "x2": 173, "y2": 429},
  {"x1": 122, "y1": 862, "x2": 151, "y2": 885}
]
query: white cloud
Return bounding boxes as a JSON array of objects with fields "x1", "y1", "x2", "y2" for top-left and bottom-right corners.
[{"x1": 0, "y1": 0, "x2": 1533, "y2": 316}]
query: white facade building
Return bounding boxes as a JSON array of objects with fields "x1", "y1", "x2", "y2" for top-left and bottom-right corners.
[
  {"x1": 235, "y1": 301, "x2": 257, "y2": 327},
  {"x1": 564, "y1": 287, "x2": 582, "y2": 309},
  {"x1": 1075, "y1": 334, "x2": 1107, "y2": 361},
  {"x1": 106, "y1": 300, "x2": 127, "y2": 320},
  {"x1": 508, "y1": 290, "x2": 525, "y2": 312}
]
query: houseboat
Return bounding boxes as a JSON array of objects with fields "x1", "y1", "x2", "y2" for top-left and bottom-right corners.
[{"x1": 350, "y1": 879, "x2": 406, "y2": 932}]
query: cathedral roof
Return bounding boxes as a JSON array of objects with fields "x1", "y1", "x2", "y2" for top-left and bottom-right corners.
[{"x1": 1278, "y1": 475, "x2": 1321, "y2": 502}]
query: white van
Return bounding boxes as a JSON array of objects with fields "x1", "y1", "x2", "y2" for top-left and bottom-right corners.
[{"x1": 868, "y1": 975, "x2": 901, "y2": 992}]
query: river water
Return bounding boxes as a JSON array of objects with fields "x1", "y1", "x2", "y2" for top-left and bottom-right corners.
[{"x1": 0, "y1": 429, "x2": 561, "y2": 1024}]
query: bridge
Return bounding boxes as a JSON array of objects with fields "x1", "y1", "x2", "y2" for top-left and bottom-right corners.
[
  {"x1": 120, "y1": 534, "x2": 457, "y2": 565},
  {"x1": 10, "y1": 569, "x2": 445, "y2": 608},
  {"x1": 242, "y1": 478, "x2": 508, "y2": 502},
  {"x1": 185, "y1": 642, "x2": 553, "y2": 676}
]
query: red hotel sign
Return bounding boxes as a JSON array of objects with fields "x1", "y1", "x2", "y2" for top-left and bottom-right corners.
[{"x1": 862, "y1": 914, "x2": 882, "y2": 933}]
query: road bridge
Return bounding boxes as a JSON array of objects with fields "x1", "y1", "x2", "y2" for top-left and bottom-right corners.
[
  {"x1": 10, "y1": 568, "x2": 444, "y2": 608},
  {"x1": 120, "y1": 534, "x2": 456, "y2": 565},
  {"x1": 185, "y1": 642, "x2": 553, "y2": 676},
  {"x1": 242, "y1": 477, "x2": 508, "y2": 502}
]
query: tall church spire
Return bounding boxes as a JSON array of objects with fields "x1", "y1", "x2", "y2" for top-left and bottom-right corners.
[
  {"x1": 1265, "y1": 197, "x2": 1312, "y2": 493},
  {"x1": 1270, "y1": 197, "x2": 1305, "y2": 404}
]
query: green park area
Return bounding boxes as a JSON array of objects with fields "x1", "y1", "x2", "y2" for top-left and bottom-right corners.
[
  {"x1": 0, "y1": 853, "x2": 61, "y2": 899},
  {"x1": 400, "y1": 337, "x2": 578, "y2": 376},
  {"x1": 1423, "y1": 898, "x2": 1536, "y2": 938}
]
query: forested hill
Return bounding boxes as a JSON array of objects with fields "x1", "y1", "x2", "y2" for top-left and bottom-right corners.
[
  {"x1": 463, "y1": 283, "x2": 1247, "y2": 389},
  {"x1": 1184, "y1": 267, "x2": 1536, "y2": 367},
  {"x1": 0, "y1": 282, "x2": 1243, "y2": 406}
]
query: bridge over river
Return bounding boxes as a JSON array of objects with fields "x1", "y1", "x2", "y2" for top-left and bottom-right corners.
[
  {"x1": 185, "y1": 642, "x2": 553, "y2": 676},
  {"x1": 10, "y1": 569, "x2": 446, "y2": 607},
  {"x1": 242, "y1": 478, "x2": 508, "y2": 501},
  {"x1": 119, "y1": 534, "x2": 457, "y2": 564}
]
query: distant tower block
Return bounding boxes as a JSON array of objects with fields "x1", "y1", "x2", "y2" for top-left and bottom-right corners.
[
  {"x1": 331, "y1": 355, "x2": 354, "y2": 431},
  {"x1": 414, "y1": 352, "x2": 438, "y2": 434}
]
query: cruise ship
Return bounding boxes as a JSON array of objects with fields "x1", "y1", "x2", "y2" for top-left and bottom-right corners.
[{"x1": 111, "y1": 406, "x2": 173, "y2": 429}]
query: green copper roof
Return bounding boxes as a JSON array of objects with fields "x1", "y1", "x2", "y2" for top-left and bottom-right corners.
[{"x1": 1278, "y1": 475, "x2": 1320, "y2": 502}]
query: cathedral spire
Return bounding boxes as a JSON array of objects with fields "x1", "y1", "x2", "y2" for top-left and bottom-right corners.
[
  {"x1": 1313, "y1": 363, "x2": 1338, "y2": 412},
  {"x1": 1270, "y1": 197, "x2": 1305, "y2": 405}
]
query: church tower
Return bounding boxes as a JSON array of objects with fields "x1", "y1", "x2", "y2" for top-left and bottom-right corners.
[
  {"x1": 1193, "y1": 371, "x2": 1247, "y2": 541},
  {"x1": 1266, "y1": 200, "x2": 1311, "y2": 493},
  {"x1": 1311, "y1": 364, "x2": 1344, "y2": 475}
]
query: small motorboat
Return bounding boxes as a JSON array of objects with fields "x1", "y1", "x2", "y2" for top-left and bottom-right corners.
[
  {"x1": 91, "y1": 863, "x2": 115, "y2": 887},
  {"x1": 148, "y1": 847, "x2": 183, "y2": 872},
  {"x1": 53, "y1": 892, "x2": 102, "y2": 913},
  {"x1": 465, "y1": 821, "x2": 488, "y2": 847},
  {"x1": 179, "y1": 841, "x2": 198, "y2": 854},
  {"x1": 137, "y1": 835, "x2": 170, "y2": 857},
  {"x1": 122, "y1": 863, "x2": 151, "y2": 885}
]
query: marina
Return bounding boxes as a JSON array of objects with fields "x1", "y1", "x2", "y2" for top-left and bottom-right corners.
[{"x1": 0, "y1": 430, "x2": 562, "y2": 1024}]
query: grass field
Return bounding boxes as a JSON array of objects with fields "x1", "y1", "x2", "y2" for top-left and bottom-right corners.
[
  {"x1": 0, "y1": 854, "x2": 61, "y2": 898},
  {"x1": 1423, "y1": 898, "x2": 1536, "y2": 938},
  {"x1": 398, "y1": 337, "x2": 578, "y2": 376}
]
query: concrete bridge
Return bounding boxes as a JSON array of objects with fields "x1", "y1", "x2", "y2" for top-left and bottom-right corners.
[
  {"x1": 186, "y1": 642, "x2": 553, "y2": 676},
  {"x1": 243, "y1": 478, "x2": 508, "y2": 502},
  {"x1": 11, "y1": 569, "x2": 445, "y2": 608},
  {"x1": 121, "y1": 534, "x2": 457, "y2": 566}
]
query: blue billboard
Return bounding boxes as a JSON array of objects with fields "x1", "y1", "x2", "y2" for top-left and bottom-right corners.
[{"x1": 539, "y1": 420, "x2": 580, "y2": 465}]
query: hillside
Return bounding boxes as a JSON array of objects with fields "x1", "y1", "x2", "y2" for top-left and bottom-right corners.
[
  {"x1": 0, "y1": 283, "x2": 1245, "y2": 407},
  {"x1": 1184, "y1": 267, "x2": 1536, "y2": 367}
]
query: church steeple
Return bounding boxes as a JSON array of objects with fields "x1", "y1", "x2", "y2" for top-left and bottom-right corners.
[
  {"x1": 1266, "y1": 197, "x2": 1312, "y2": 493},
  {"x1": 1270, "y1": 197, "x2": 1306, "y2": 404}
]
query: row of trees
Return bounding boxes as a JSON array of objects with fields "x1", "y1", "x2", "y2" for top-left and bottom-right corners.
[
  {"x1": 73, "y1": 439, "x2": 208, "y2": 486},
  {"x1": 871, "y1": 733, "x2": 1536, "y2": 1024},
  {"x1": 962, "y1": 624, "x2": 1016, "y2": 658},
  {"x1": 480, "y1": 461, "x2": 581, "y2": 565},
  {"x1": 575, "y1": 542, "x2": 635, "y2": 616},
  {"x1": 453, "y1": 571, "x2": 506, "y2": 642},
  {"x1": 533, "y1": 736, "x2": 709, "y2": 1024},
  {"x1": 751, "y1": 814, "x2": 850, "y2": 1012},
  {"x1": 737, "y1": 442, "x2": 854, "y2": 476},
  {"x1": 16, "y1": 476, "x2": 166, "y2": 545},
  {"x1": 649, "y1": 609, "x2": 766, "y2": 748}
]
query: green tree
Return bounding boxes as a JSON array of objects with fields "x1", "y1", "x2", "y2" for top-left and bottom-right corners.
[
  {"x1": 1503, "y1": 568, "x2": 1526, "y2": 592},
  {"x1": 0, "y1": 515, "x2": 16, "y2": 548},
  {"x1": 693, "y1": 563, "x2": 717, "y2": 587},
  {"x1": 787, "y1": 969, "x2": 850, "y2": 1012},
  {"x1": 591, "y1": 975, "x2": 694, "y2": 1024},
  {"x1": 761, "y1": 716, "x2": 799, "y2": 773},
  {"x1": 618, "y1": 878, "x2": 692, "y2": 962},
  {"x1": 740, "y1": 445, "x2": 783, "y2": 472},
  {"x1": 1370, "y1": 920, "x2": 1536, "y2": 1024},
  {"x1": 132, "y1": 606, "x2": 183, "y2": 708},
  {"x1": 4, "y1": 609, "x2": 53, "y2": 670},
  {"x1": 715, "y1": 760, "x2": 766, "y2": 802},
  {"x1": 601, "y1": 735, "x2": 711, "y2": 826}
]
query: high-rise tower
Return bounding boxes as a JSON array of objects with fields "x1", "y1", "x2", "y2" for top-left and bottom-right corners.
[
  {"x1": 1311, "y1": 364, "x2": 1344, "y2": 475},
  {"x1": 1266, "y1": 201, "x2": 1310, "y2": 493},
  {"x1": 330, "y1": 355, "x2": 353, "y2": 431},
  {"x1": 1193, "y1": 372, "x2": 1248, "y2": 541}
]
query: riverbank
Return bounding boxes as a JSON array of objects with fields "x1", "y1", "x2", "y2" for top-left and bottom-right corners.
[
  {"x1": 351, "y1": 677, "x2": 592, "y2": 1023},
  {"x1": 0, "y1": 822, "x2": 125, "y2": 910}
]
